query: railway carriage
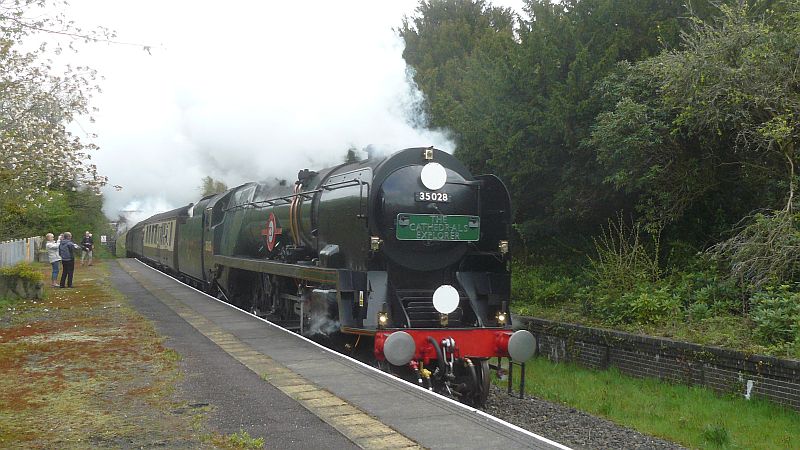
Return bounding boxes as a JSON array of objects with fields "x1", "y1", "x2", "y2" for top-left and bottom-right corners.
[
  {"x1": 126, "y1": 147, "x2": 535, "y2": 406},
  {"x1": 126, "y1": 206, "x2": 189, "y2": 273}
]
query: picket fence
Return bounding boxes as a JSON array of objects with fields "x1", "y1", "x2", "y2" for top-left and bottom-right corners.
[{"x1": 0, "y1": 236, "x2": 43, "y2": 268}]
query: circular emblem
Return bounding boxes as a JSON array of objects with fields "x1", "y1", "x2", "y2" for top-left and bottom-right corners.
[{"x1": 262, "y1": 212, "x2": 282, "y2": 252}]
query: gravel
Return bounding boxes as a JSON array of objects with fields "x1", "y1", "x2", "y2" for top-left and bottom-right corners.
[{"x1": 482, "y1": 386, "x2": 686, "y2": 449}]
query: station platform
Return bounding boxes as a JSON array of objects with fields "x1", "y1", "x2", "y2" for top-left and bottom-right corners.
[{"x1": 112, "y1": 258, "x2": 568, "y2": 450}]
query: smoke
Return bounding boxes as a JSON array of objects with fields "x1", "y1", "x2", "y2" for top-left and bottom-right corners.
[
  {"x1": 303, "y1": 289, "x2": 341, "y2": 337},
  {"x1": 60, "y1": 0, "x2": 466, "y2": 223},
  {"x1": 306, "y1": 314, "x2": 341, "y2": 338},
  {"x1": 117, "y1": 198, "x2": 178, "y2": 227}
]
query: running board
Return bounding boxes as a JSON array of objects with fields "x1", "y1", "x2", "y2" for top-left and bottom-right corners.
[{"x1": 213, "y1": 255, "x2": 339, "y2": 285}]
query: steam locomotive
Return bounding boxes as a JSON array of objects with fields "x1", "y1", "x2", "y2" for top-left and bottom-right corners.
[{"x1": 125, "y1": 147, "x2": 535, "y2": 406}]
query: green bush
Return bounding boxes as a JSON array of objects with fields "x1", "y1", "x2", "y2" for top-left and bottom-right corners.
[
  {"x1": 0, "y1": 262, "x2": 43, "y2": 283},
  {"x1": 750, "y1": 284, "x2": 800, "y2": 346},
  {"x1": 590, "y1": 284, "x2": 680, "y2": 325},
  {"x1": 512, "y1": 263, "x2": 579, "y2": 307},
  {"x1": 588, "y1": 217, "x2": 660, "y2": 294},
  {"x1": 579, "y1": 216, "x2": 677, "y2": 324},
  {"x1": 670, "y1": 267, "x2": 742, "y2": 315},
  {"x1": 686, "y1": 302, "x2": 712, "y2": 322},
  {"x1": 628, "y1": 288, "x2": 680, "y2": 324}
]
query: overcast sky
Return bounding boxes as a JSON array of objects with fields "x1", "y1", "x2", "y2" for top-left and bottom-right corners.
[{"x1": 56, "y1": 0, "x2": 525, "y2": 224}]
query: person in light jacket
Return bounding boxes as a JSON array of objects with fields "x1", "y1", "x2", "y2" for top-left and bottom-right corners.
[
  {"x1": 45, "y1": 233, "x2": 62, "y2": 287},
  {"x1": 58, "y1": 232, "x2": 80, "y2": 288}
]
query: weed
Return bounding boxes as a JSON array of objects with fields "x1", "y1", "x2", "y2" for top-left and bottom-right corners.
[
  {"x1": 588, "y1": 215, "x2": 660, "y2": 293},
  {"x1": 701, "y1": 423, "x2": 731, "y2": 447},
  {"x1": 163, "y1": 348, "x2": 182, "y2": 362},
  {"x1": 0, "y1": 296, "x2": 20, "y2": 309},
  {"x1": 208, "y1": 429, "x2": 265, "y2": 449}
]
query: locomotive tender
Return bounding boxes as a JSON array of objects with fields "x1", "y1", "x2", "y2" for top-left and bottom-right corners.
[{"x1": 125, "y1": 147, "x2": 535, "y2": 405}]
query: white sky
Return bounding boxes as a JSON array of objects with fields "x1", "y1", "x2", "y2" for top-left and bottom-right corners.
[{"x1": 54, "y1": 0, "x2": 526, "y2": 223}]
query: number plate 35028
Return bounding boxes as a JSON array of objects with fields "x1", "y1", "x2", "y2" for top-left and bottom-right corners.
[{"x1": 415, "y1": 191, "x2": 450, "y2": 202}]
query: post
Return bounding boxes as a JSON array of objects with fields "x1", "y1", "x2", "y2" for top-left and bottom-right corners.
[{"x1": 507, "y1": 357, "x2": 513, "y2": 396}]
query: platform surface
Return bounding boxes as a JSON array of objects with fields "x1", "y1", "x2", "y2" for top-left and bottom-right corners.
[{"x1": 113, "y1": 258, "x2": 568, "y2": 450}]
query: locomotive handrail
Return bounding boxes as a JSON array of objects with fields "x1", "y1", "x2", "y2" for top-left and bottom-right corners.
[{"x1": 223, "y1": 178, "x2": 368, "y2": 212}]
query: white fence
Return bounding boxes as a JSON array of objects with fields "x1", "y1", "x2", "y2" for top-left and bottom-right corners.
[{"x1": 0, "y1": 237, "x2": 43, "y2": 268}]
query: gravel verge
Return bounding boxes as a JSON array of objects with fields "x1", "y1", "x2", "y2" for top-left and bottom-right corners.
[{"x1": 483, "y1": 386, "x2": 686, "y2": 449}]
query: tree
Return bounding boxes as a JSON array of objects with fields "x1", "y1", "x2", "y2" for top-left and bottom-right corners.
[
  {"x1": 0, "y1": 188, "x2": 111, "y2": 241},
  {"x1": 1, "y1": 0, "x2": 109, "y2": 213},
  {"x1": 200, "y1": 176, "x2": 228, "y2": 196},
  {"x1": 590, "y1": 2, "x2": 800, "y2": 234},
  {"x1": 401, "y1": 0, "x2": 709, "y2": 248},
  {"x1": 399, "y1": 0, "x2": 515, "y2": 133}
]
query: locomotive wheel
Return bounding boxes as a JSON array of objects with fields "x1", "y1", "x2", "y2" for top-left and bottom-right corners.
[
  {"x1": 474, "y1": 359, "x2": 491, "y2": 407},
  {"x1": 251, "y1": 273, "x2": 276, "y2": 317},
  {"x1": 463, "y1": 359, "x2": 491, "y2": 407}
]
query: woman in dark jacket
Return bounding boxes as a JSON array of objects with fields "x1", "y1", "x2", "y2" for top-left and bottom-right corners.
[{"x1": 59, "y1": 232, "x2": 80, "y2": 288}]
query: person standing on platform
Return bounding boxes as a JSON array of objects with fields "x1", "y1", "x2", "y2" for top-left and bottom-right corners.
[
  {"x1": 59, "y1": 232, "x2": 80, "y2": 288},
  {"x1": 45, "y1": 233, "x2": 62, "y2": 287},
  {"x1": 80, "y1": 231, "x2": 94, "y2": 266}
]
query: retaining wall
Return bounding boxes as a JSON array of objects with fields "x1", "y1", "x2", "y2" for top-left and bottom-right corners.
[
  {"x1": 514, "y1": 316, "x2": 800, "y2": 411},
  {"x1": 0, "y1": 275, "x2": 44, "y2": 300}
]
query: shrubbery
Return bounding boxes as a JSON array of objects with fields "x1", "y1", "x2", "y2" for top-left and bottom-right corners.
[
  {"x1": 511, "y1": 229, "x2": 800, "y2": 357},
  {"x1": 0, "y1": 262, "x2": 43, "y2": 283},
  {"x1": 511, "y1": 262, "x2": 579, "y2": 308},
  {"x1": 668, "y1": 268, "x2": 741, "y2": 316},
  {"x1": 594, "y1": 286, "x2": 680, "y2": 325},
  {"x1": 0, "y1": 262, "x2": 44, "y2": 302},
  {"x1": 511, "y1": 215, "x2": 799, "y2": 353},
  {"x1": 750, "y1": 284, "x2": 800, "y2": 347}
]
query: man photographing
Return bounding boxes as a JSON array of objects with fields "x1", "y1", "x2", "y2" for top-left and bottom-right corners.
[{"x1": 81, "y1": 231, "x2": 94, "y2": 266}]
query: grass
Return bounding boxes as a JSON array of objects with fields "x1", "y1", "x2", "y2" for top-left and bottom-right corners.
[
  {"x1": 495, "y1": 357, "x2": 800, "y2": 449},
  {"x1": 0, "y1": 296, "x2": 20, "y2": 310},
  {"x1": 0, "y1": 261, "x2": 214, "y2": 448},
  {"x1": 207, "y1": 429, "x2": 265, "y2": 449}
]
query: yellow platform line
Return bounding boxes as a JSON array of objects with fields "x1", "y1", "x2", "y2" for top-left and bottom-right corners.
[{"x1": 117, "y1": 259, "x2": 422, "y2": 450}]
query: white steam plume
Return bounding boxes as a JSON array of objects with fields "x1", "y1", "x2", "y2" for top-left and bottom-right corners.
[{"x1": 62, "y1": 0, "x2": 463, "y2": 223}]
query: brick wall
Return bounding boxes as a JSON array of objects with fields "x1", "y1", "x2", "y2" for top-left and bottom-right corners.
[{"x1": 514, "y1": 316, "x2": 800, "y2": 411}]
